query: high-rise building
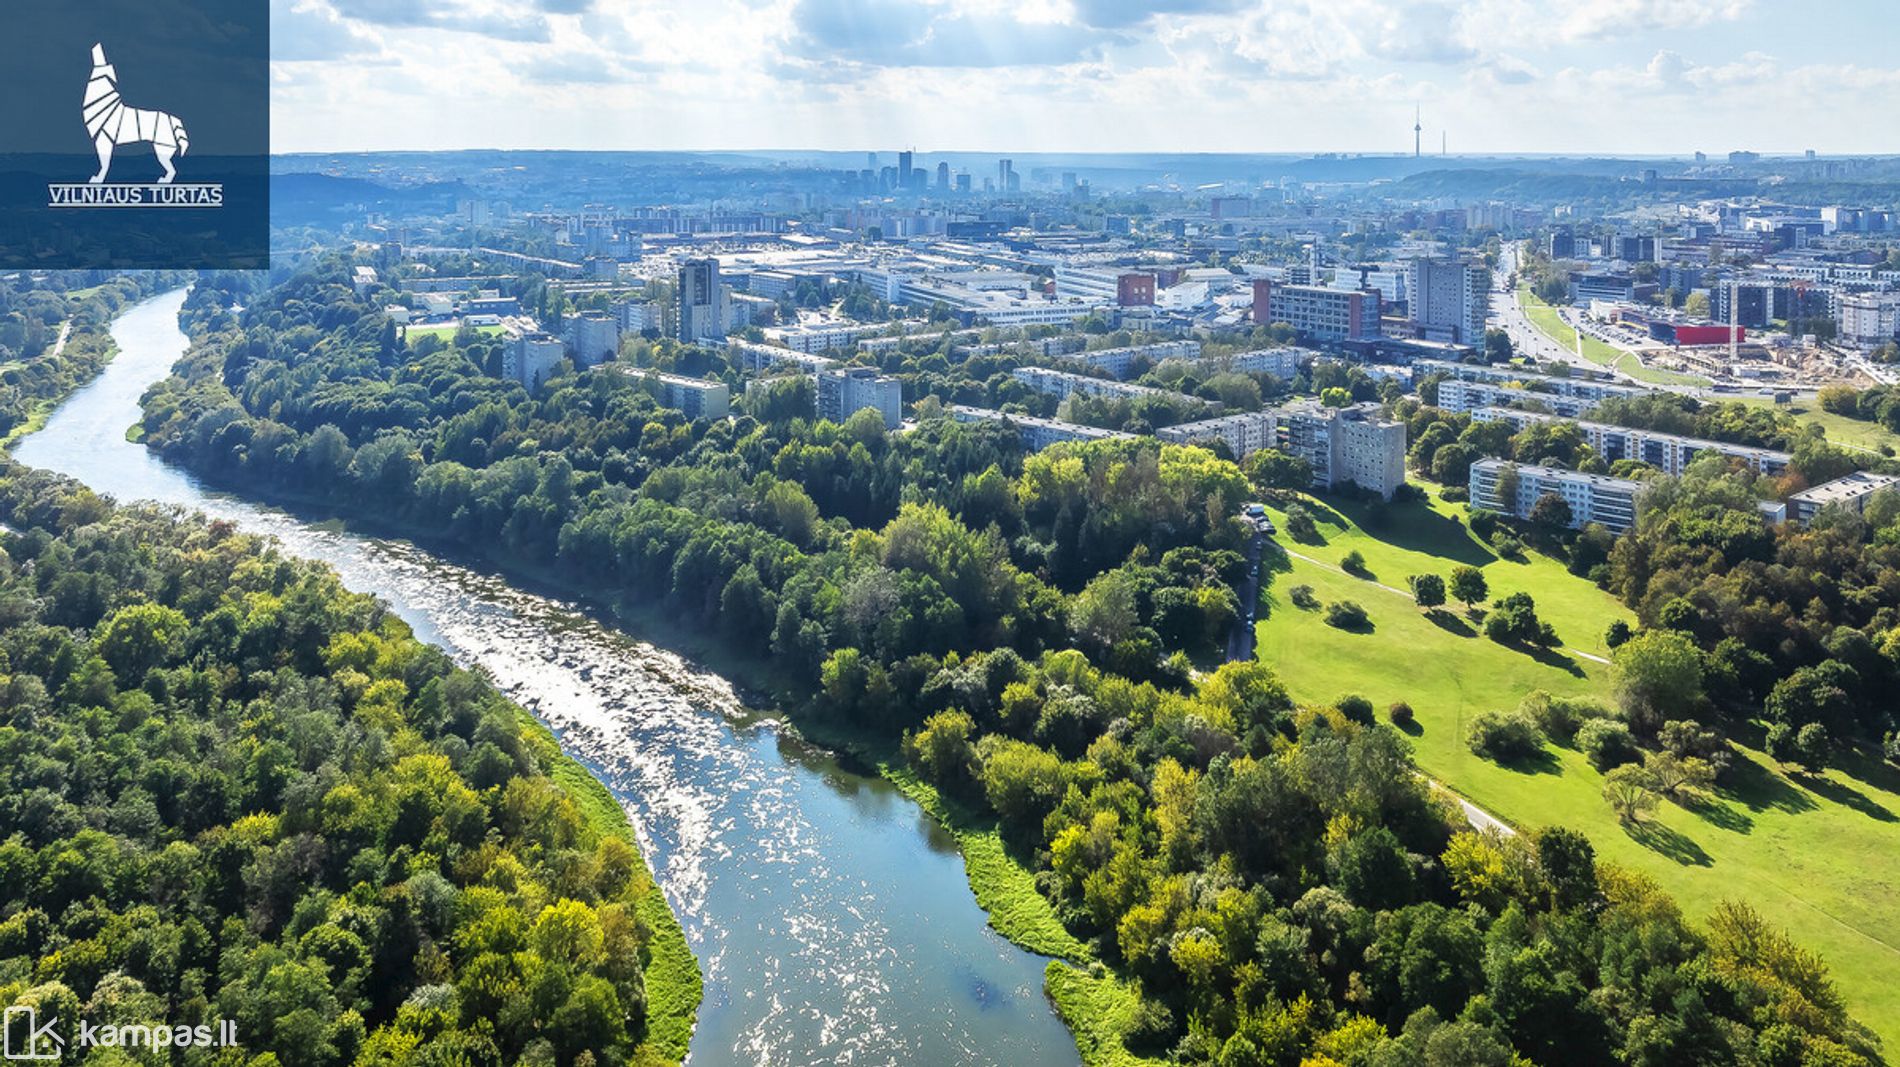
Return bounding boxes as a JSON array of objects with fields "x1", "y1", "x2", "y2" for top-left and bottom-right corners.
[
  {"x1": 1279, "y1": 401, "x2": 1407, "y2": 499},
  {"x1": 676, "y1": 258, "x2": 724, "y2": 341},
  {"x1": 1251, "y1": 280, "x2": 1382, "y2": 342},
  {"x1": 955, "y1": 172, "x2": 972, "y2": 194},
  {"x1": 563, "y1": 311, "x2": 620, "y2": 367},
  {"x1": 898, "y1": 149, "x2": 914, "y2": 190},
  {"x1": 816, "y1": 366, "x2": 904, "y2": 429},
  {"x1": 1404, "y1": 257, "x2": 1490, "y2": 344},
  {"x1": 936, "y1": 161, "x2": 950, "y2": 191},
  {"x1": 502, "y1": 333, "x2": 566, "y2": 390}
]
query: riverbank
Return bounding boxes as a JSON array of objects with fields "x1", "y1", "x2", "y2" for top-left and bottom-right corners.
[{"x1": 126, "y1": 453, "x2": 1158, "y2": 1064}]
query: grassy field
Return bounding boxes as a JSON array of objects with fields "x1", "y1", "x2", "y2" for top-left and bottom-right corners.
[
  {"x1": 1253, "y1": 487, "x2": 1900, "y2": 1050},
  {"x1": 1045, "y1": 963, "x2": 1168, "y2": 1067},
  {"x1": 1731, "y1": 393, "x2": 1900, "y2": 455},
  {"x1": 405, "y1": 322, "x2": 506, "y2": 343},
  {"x1": 1517, "y1": 286, "x2": 1711, "y2": 388}
]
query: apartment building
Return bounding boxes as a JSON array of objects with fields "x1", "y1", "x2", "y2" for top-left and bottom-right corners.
[
  {"x1": 1010, "y1": 366, "x2": 1177, "y2": 403},
  {"x1": 501, "y1": 332, "x2": 566, "y2": 390},
  {"x1": 1157, "y1": 410, "x2": 1280, "y2": 459},
  {"x1": 1280, "y1": 401, "x2": 1408, "y2": 499},
  {"x1": 1470, "y1": 407, "x2": 1791, "y2": 476},
  {"x1": 1469, "y1": 458, "x2": 1645, "y2": 533},
  {"x1": 949, "y1": 405, "x2": 1137, "y2": 450},
  {"x1": 817, "y1": 366, "x2": 904, "y2": 429},
  {"x1": 1434, "y1": 378, "x2": 1602, "y2": 418},
  {"x1": 635, "y1": 370, "x2": 732, "y2": 419},
  {"x1": 1251, "y1": 280, "x2": 1383, "y2": 341},
  {"x1": 1788, "y1": 470, "x2": 1900, "y2": 525},
  {"x1": 1064, "y1": 340, "x2": 1203, "y2": 379}
]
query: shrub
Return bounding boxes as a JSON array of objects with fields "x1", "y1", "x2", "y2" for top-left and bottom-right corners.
[
  {"x1": 1659, "y1": 719, "x2": 1733, "y2": 778},
  {"x1": 1603, "y1": 764, "x2": 1659, "y2": 822},
  {"x1": 1440, "y1": 486, "x2": 1469, "y2": 503},
  {"x1": 1336, "y1": 694, "x2": 1375, "y2": 725},
  {"x1": 1324, "y1": 600, "x2": 1370, "y2": 631},
  {"x1": 1467, "y1": 709, "x2": 1545, "y2": 763},
  {"x1": 1520, "y1": 690, "x2": 1610, "y2": 744},
  {"x1": 1577, "y1": 719, "x2": 1641, "y2": 771},
  {"x1": 1884, "y1": 731, "x2": 1900, "y2": 766},
  {"x1": 1387, "y1": 701, "x2": 1416, "y2": 728},
  {"x1": 1341, "y1": 549, "x2": 1368, "y2": 576},
  {"x1": 1288, "y1": 583, "x2": 1319, "y2": 609},
  {"x1": 1284, "y1": 505, "x2": 1320, "y2": 542}
]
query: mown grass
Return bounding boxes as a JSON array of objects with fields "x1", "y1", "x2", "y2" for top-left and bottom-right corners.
[
  {"x1": 1731, "y1": 394, "x2": 1900, "y2": 455},
  {"x1": 405, "y1": 322, "x2": 505, "y2": 343},
  {"x1": 518, "y1": 710, "x2": 702, "y2": 1066},
  {"x1": 1254, "y1": 487, "x2": 1900, "y2": 1049},
  {"x1": 1518, "y1": 285, "x2": 1711, "y2": 387}
]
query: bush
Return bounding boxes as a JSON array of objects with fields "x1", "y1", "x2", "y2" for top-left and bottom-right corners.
[
  {"x1": 1324, "y1": 600, "x2": 1370, "y2": 631},
  {"x1": 1577, "y1": 719, "x2": 1641, "y2": 771},
  {"x1": 1288, "y1": 583, "x2": 1319, "y2": 609},
  {"x1": 1336, "y1": 694, "x2": 1375, "y2": 725},
  {"x1": 1467, "y1": 709, "x2": 1545, "y2": 763},
  {"x1": 1440, "y1": 486, "x2": 1469, "y2": 503},
  {"x1": 1520, "y1": 690, "x2": 1610, "y2": 744},
  {"x1": 1387, "y1": 702, "x2": 1415, "y2": 728},
  {"x1": 1659, "y1": 719, "x2": 1733, "y2": 778},
  {"x1": 1341, "y1": 549, "x2": 1369, "y2": 575},
  {"x1": 1884, "y1": 731, "x2": 1900, "y2": 766},
  {"x1": 1284, "y1": 504, "x2": 1320, "y2": 542}
]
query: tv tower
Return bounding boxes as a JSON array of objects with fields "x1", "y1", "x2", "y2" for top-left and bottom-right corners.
[{"x1": 1414, "y1": 104, "x2": 1422, "y2": 158}]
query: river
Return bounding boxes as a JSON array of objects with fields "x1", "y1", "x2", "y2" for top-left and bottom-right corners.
[{"x1": 14, "y1": 289, "x2": 1081, "y2": 1067}]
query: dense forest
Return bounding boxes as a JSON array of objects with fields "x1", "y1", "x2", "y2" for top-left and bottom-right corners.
[
  {"x1": 0, "y1": 272, "x2": 191, "y2": 447},
  {"x1": 0, "y1": 465, "x2": 693, "y2": 1067},
  {"x1": 125, "y1": 259, "x2": 1889, "y2": 1064}
]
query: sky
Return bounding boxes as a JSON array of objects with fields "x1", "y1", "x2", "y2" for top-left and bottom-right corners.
[{"x1": 269, "y1": 0, "x2": 1900, "y2": 156}]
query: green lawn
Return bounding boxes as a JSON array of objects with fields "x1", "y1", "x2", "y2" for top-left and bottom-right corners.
[
  {"x1": 1732, "y1": 394, "x2": 1900, "y2": 456},
  {"x1": 1517, "y1": 286, "x2": 1711, "y2": 388},
  {"x1": 405, "y1": 322, "x2": 506, "y2": 343},
  {"x1": 1254, "y1": 487, "x2": 1900, "y2": 1050}
]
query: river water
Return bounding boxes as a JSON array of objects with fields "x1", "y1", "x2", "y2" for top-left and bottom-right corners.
[{"x1": 14, "y1": 289, "x2": 1080, "y2": 1067}]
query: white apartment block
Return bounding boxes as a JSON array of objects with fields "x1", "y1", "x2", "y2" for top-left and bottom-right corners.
[
  {"x1": 1788, "y1": 470, "x2": 1900, "y2": 525},
  {"x1": 1405, "y1": 257, "x2": 1491, "y2": 344},
  {"x1": 502, "y1": 332, "x2": 566, "y2": 390},
  {"x1": 1836, "y1": 292, "x2": 1900, "y2": 350},
  {"x1": 629, "y1": 370, "x2": 731, "y2": 419},
  {"x1": 1011, "y1": 366, "x2": 1177, "y2": 402},
  {"x1": 817, "y1": 366, "x2": 905, "y2": 429},
  {"x1": 1469, "y1": 458, "x2": 1645, "y2": 533},
  {"x1": 1280, "y1": 401, "x2": 1408, "y2": 499},
  {"x1": 1470, "y1": 407, "x2": 1791, "y2": 476},
  {"x1": 1434, "y1": 378, "x2": 1601, "y2": 418},
  {"x1": 1064, "y1": 340, "x2": 1203, "y2": 379},
  {"x1": 1157, "y1": 410, "x2": 1280, "y2": 459},
  {"x1": 949, "y1": 405, "x2": 1137, "y2": 450},
  {"x1": 727, "y1": 340, "x2": 839, "y2": 375},
  {"x1": 564, "y1": 311, "x2": 620, "y2": 367}
]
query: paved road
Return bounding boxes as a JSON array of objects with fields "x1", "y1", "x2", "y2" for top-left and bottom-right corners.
[{"x1": 1225, "y1": 527, "x2": 1265, "y2": 661}]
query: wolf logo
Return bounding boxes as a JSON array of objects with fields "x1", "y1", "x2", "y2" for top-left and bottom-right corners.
[{"x1": 82, "y1": 44, "x2": 189, "y2": 184}]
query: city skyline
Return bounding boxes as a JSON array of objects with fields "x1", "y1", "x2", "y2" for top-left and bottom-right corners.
[{"x1": 271, "y1": 0, "x2": 1900, "y2": 155}]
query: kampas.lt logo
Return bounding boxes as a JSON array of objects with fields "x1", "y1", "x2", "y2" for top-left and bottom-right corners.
[
  {"x1": 47, "y1": 43, "x2": 222, "y2": 208},
  {"x1": 83, "y1": 43, "x2": 188, "y2": 184},
  {"x1": 2, "y1": 1006, "x2": 62, "y2": 1061}
]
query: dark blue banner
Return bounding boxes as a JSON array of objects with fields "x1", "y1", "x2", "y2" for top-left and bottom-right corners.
[{"x1": 0, "y1": 0, "x2": 268, "y2": 269}]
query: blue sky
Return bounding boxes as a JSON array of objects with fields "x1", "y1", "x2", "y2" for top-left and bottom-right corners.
[{"x1": 269, "y1": 0, "x2": 1900, "y2": 155}]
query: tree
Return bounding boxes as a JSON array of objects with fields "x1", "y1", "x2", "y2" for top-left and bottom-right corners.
[
  {"x1": 1525, "y1": 492, "x2": 1572, "y2": 536},
  {"x1": 1483, "y1": 328, "x2": 1514, "y2": 364},
  {"x1": 1245, "y1": 448, "x2": 1313, "y2": 492},
  {"x1": 1644, "y1": 750, "x2": 1715, "y2": 802},
  {"x1": 1768, "y1": 721, "x2": 1830, "y2": 772},
  {"x1": 1448, "y1": 566, "x2": 1488, "y2": 612},
  {"x1": 1325, "y1": 600, "x2": 1370, "y2": 631},
  {"x1": 1341, "y1": 549, "x2": 1369, "y2": 576},
  {"x1": 1409, "y1": 573, "x2": 1446, "y2": 610},
  {"x1": 1466, "y1": 709, "x2": 1544, "y2": 763},
  {"x1": 1602, "y1": 765, "x2": 1659, "y2": 822},
  {"x1": 1283, "y1": 504, "x2": 1320, "y2": 542},
  {"x1": 1321, "y1": 386, "x2": 1352, "y2": 408},
  {"x1": 904, "y1": 710, "x2": 978, "y2": 791},
  {"x1": 1610, "y1": 630, "x2": 1704, "y2": 733}
]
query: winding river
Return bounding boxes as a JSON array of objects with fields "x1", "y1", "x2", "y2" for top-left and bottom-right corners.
[{"x1": 14, "y1": 289, "x2": 1080, "y2": 1067}]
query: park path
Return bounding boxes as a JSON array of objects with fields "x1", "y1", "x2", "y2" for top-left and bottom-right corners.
[{"x1": 1277, "y1": 543, "x2": 1610, "y2": 665}]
